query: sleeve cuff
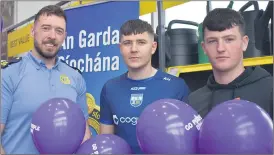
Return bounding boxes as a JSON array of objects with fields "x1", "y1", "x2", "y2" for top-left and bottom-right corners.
[{"x1": 100, "y1": 120, "x2": 113, "y2": 125}]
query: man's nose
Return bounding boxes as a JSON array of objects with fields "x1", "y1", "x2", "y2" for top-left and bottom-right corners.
[
  {"x1": 217, "y1": 40, "x2": 225, "y2": 52},
  {"x1": 48, "y1": 29, "x2": 57, "y2": 39},
  {"x1": 130, "y1": 42, "x2": 138, "y2": 52}
]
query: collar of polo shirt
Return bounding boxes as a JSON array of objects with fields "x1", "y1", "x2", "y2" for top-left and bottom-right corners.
[{"x1": 27, "y1": 51, "x2": 61, "y2": 70}]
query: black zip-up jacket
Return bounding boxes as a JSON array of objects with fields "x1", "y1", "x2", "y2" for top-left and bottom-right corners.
[{"x1": 187, "y1": 66, "x2": 273, "y2": 119}]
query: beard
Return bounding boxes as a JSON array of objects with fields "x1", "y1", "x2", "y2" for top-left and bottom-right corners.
[{"x1": 34, "y1": 39, "x2": 60, "y2": 59}]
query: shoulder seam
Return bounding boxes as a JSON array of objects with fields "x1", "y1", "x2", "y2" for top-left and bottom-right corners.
[
  {"x1": 60, "y1": 60, "x2": 82, "y2": 74},
  {"x1": 1, "y1": 57, "x2": 22, "y2": 69}
]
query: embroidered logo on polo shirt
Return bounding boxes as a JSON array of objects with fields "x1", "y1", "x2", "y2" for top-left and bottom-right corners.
[{"x1": 60, "y1": 74, "x2": 71, "y2": 84}]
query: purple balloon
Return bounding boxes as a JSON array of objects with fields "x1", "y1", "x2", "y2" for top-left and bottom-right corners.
[
  {"x1": 75, "y1": 134, "x2": 132, "y2": 154},
  {"x1": 199, "y1": 99, "x2": 273, "y2": 154},
  {"x1": 31, "y1": 98, "x2": 86, "y2": 154},
  {"x1": 136, "y1": 98, "x2": 202, "y2": 154}
]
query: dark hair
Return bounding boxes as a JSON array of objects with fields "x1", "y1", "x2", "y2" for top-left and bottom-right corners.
[
  {"x1": 202, "y1": 8, "x2": 246, "y2": 38},
  {"x1": 119, "y1": 19, "x2": 154, "y2": 41},
  {"x1": 34, "y1": 5, "x2": 67, "y2": 23}
]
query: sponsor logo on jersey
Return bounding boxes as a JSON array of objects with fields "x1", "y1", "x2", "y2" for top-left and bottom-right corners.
[
  {"x1": 130, "y1": 87, "x2": 146, "y2": 91},
  {"x1": 130, "y1": 93, "x2": 143, "y2": 107},
  {"x1": 113, "y1": 115, "x2": 138, "y2": 125},
  {"x1": 163, "y1": 77, "x2": 171, "y2": 81}
]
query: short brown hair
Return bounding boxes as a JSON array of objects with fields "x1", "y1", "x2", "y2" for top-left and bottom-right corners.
[
  {"x1": 119, "y1": 19, "x2": 154, "y2": 41},
  {"x1": 34, "y1": 5, "x2": 67, "y2": 23}
]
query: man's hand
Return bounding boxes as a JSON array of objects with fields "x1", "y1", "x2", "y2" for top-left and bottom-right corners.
[
  {"x1": 81, "y1": 121, "x2": 91, "y2": 144},
  {"x1": 1, "y1": 124, "x2": 5, "y2": 154},
  {"x1": 1, "y1": 145, "x2": 5, "y2": 154},
  {"x1": 100, "y1": 124, "x2": 114, "y2": 134}
]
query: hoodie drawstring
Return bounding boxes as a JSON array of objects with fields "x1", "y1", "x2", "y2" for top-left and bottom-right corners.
[
  {"x1": 208, "y1": 89, "x2": 215, "y2": 112},
  {"x1": 232, "y1": 85, "x2": 239, "y2": 99}
]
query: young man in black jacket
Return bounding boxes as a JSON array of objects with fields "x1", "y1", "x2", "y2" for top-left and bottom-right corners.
[{"x1": 187, "y1": 8, "x2": 273, "y2": 119}]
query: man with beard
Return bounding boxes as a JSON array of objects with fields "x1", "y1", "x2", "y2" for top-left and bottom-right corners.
[{"x1": 1, "y1": 5, "x2": 91, "y2": 154}]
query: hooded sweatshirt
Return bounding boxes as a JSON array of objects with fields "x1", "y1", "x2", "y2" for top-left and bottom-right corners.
[{"x1": 187, "y1": 66, "x2": 273, "y2": 119}]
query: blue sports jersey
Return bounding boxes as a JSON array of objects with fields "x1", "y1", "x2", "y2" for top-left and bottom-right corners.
[
  {"x1": 99, "y1": 70, "x2": 190, "y2": 154},
  {"x1": 1, "y1": 52, "x2": 89, "y2": 154}
]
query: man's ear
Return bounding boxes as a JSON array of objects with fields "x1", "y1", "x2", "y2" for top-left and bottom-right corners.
[
  {"x1": 151, "y1": 41, "x2": 157, "y2": 55},
  {"x1": 118, "y1": 42, "x2": 122, "y2": 49},
  {"x1": 242, "y1": 35, "x2": 249, "y2": 52},
  {"x1": 31, "y1": 24, "x2": 35, "y2": 37},
  {"x1": 201, "y1": 41, "x2": 207, "y2": 56},
  {"x1": 64, "y1": 31, "x2": 67, "y2": 39}
]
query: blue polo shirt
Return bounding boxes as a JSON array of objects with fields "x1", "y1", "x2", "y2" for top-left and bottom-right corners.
[{"x1": 1, "y1": 52, "x2": 89, "y2": 154}]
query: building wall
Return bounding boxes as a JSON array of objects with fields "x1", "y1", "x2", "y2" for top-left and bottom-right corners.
[
  {"x1": 1, "y1": 1, "x2": 15, "y2": 29},
  {"x1": 14, "y1": 1, "x2": 62, "y2": 24}
]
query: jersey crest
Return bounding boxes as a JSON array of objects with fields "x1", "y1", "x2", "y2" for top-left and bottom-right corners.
[
  {"x1": 130, "y1": 93, "x2": 143, "y2": 107},
  {"x1": 1, "y1": 57, "x2": 22, "y2": 69}
]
